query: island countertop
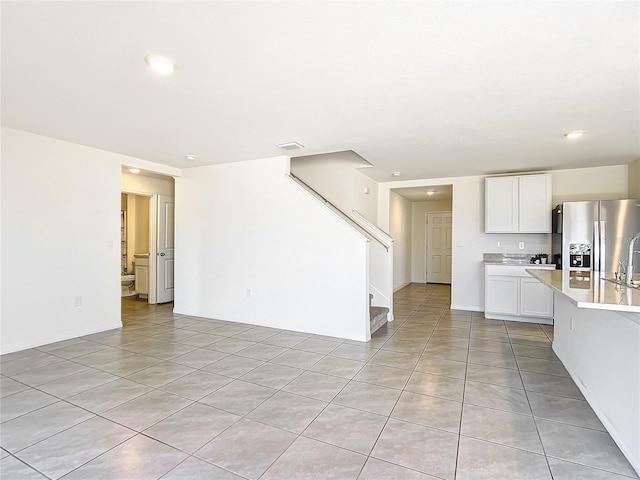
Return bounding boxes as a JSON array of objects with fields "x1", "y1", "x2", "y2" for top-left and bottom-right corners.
[{"x1": 527, "y1": 269, "x2": 640, "y2": 314}]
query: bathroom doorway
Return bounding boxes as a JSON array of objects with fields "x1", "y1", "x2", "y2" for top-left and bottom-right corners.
[
  {"x1": 120, "y1": 193, "x2": 151, "y2": 298},
  {"x1": 121, "y1": 168, "x2": 175, "y2": 305}
]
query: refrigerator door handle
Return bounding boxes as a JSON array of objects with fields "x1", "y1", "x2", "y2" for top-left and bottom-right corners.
[
  {"x1": 593, "y1": 220, "x2": 601, "y2": 277},
  {"x1": 599, "y1": 220, "x2": 606, "y2": 275}
]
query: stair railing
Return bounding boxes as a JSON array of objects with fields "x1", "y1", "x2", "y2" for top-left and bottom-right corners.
[
  {"x1": 351, "y1": 210, "x2": 393, "y2": 249},
  {"x1": 287, "y1": 173, "x2": 390, "y2": 252}
]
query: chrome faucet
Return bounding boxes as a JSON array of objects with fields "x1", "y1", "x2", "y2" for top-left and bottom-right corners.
[
  {"x1": 626, "y1": 231, "x2": 640, "y2": 286},
  {"x1": 616, "y1": 261, "x2": 625, "y2": 282}
]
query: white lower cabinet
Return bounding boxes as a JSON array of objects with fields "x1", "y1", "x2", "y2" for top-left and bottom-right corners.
[
  {"x1": 134, "y1": 256, "x2": 150, "y2": 298},
  {"x1": 485, "y1": 265, "x2": 554, "y2": 323},
  {"x1": 519, "y1": 277, "x2": 553, "y2": 318},
  {"x1": 485, "y1": 276, "x2": 519, "y2": 315}
]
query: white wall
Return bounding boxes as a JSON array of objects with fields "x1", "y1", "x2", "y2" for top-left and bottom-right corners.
[
  {"x1": 552, "y1": 164, "x2": 628, "y2": 204},
  {"x1": 290, "y1": 152, "x2": 378, "y2": 223},
  {"x1": 122, "y1": 171, "x2": 175, "y2": 197},
  {"x1": 1, "y1": 128, "x2": 178, "y2": 353},
  {"x1": 411, "y1": 199, "x2": 453, "y2": 283},
  {"x1": 390, "y1": 191, "x2": 412, "y2": 291},
  {"x1": 554, "y1": 294, "x2": 640, "y2": 476},
  {"x1": 1, "y1": 128, "x2": 122, "y2": 352},
  {"x1": 353, "y1": 170, "x2": 379, "y2": 223},
  {"x1": 379, "y1": 164, "x2": 629, "y2": 311},
  {"x1": 174, "y1": 155, "x2": 370, "y2": 341}
]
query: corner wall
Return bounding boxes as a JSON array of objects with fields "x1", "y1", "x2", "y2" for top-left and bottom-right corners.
[
  {"x1": 1, "y1": 128, "x2": 122, "y2": 352},
  {"x1": 1, "y1": 128, "x2": 180, "y2": 353},
  {"x1": 174, "y1": 156, "x2": 369, "y2": 341}
]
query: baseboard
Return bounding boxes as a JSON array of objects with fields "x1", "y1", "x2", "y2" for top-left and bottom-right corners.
[
  {"x1": 172, "y1": 308, "x2": 369, "y2": 343},
  {"x1": 0, "y1": 321, "x2": 122, "y2": 355},
  {"x1": 449, "y1": 304, "x2": 482, "y2": 313},
  {"x1": 484, "y1": 312, "x2": 553, "y2": 325},
  {"x1": 394, "y1": 282, "x2": 411, "y2": 292},
  {"x1": 553, "y1": 345, "x2": 640, "y2": 476}
]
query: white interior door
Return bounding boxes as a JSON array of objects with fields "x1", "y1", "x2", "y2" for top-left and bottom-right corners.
[
  {"x1": 427, "y1": 212, "x2": 452, "y2": 284},
  {"x1": 156, "y1": 195, "x2": 175, "y2": 303}
]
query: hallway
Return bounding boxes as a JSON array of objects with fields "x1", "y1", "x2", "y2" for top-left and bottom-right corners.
[{"x1": 0, "y1": 285, "x2": 636, "y2": 479}]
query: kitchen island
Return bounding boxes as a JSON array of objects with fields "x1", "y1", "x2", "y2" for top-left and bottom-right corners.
[{"x1": 528, "y1": 269, "x2": 640, "y2": 476}]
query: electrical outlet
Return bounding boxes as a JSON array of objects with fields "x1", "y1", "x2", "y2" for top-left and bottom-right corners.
[
  {"x1": 518, "y1": 242, "x2": 525, "y2": 250},
  {"x1": 497, "y1": 241, "x2": 502, "y2": 248},
  {"x1": 74, "y1": 296, "x2": 82, "y2": 307}
]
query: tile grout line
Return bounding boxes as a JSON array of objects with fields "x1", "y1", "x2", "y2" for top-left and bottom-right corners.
[
  {"x1": 452, "y1": 304, "x2": 475, "y2": 480},
  {"x1": 8, "y1": 286, "x2": 629, "y2": 479},
  {"x1": 508, "y1": 324, "x2": 556, "y2": 480}
]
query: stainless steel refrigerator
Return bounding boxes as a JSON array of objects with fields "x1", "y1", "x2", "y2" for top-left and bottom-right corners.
[{"x1": 552, "y1": 200, "x2": 640, "y2": 277}]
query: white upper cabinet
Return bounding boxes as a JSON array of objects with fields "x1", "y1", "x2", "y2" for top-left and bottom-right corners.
[
  {"x1": 485, "y1": 176, "x2": 519, "y2": 232},
  {"x1": 485, "y1": 174, "x2": 551, "y2": 233},
  {"x1": 517, "y1": 174, "x2": 552, "y2": 232}
]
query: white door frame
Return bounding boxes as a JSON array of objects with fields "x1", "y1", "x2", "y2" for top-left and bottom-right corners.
[
  {"x1": 425, "y1": 210, "x2": 452, "y2": 284},
  {"x1": 121, "y1": 190, "x2": 158, "y2": 304},
  {"x1": 148, "y1": 194, "x2": 159, "y2": 304}
]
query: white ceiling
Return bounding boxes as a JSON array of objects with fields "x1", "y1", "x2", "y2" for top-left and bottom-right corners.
[
  {"x1": 2, "y1": 2, "x2": 638, "y2": 182},
  {"x1": 394, "y1": 185, "x2": 453, "y2": 203}
]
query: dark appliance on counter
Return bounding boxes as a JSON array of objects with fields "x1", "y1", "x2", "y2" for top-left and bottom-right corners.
[{"x1": 552, "y1": 200, "x2": 640, "y2": 277}]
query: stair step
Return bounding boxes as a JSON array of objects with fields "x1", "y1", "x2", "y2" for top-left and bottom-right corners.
[{"x1": 370, "y1": 306, "x2": 389, "y2": 335}]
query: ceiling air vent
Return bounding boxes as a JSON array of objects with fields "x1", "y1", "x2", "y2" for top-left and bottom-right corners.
[{"x1": 277, "y1": 142, "x2": 305, "y2": 150}]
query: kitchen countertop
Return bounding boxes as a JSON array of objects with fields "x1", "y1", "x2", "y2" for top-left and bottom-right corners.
[
  {"x1": 483, "y1": 252, "x2": 554, "y2": 266},
  {"x1": 527, "y1": 269, "x2": 640, "y2": 314},
  {"x1": 484, "y1": 262, "x2": 556, "y2": 267}
]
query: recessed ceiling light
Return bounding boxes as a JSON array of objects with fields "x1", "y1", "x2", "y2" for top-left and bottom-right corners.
[
  {"x1": 564, "y1": 130, "x2": 585, "y2": 139},
  {"x1": 144, "y1": 54, "x2": 176, "y2": 75},
  {"x1": 391, "y1": 172, "x2": 401, "y2": 176},
  {"x1": 277, "y1": 142, "x2": 305, "y2": 150},
  {"x1": 185, "y1": 155, "x2": 197, "y2": 161},
  {"x1": 128, "y1": 168, "x2": 140, "y2": 174},
  {"x1": 426, "y1": 191, "x2": 435, "y2": 195}
]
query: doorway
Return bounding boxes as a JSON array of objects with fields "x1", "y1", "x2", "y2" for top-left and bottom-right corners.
[
  {"x1": 120, "y1": 193, "x2": 150, "y2": 298},
  {"x1": 388, "y1": 184, "x2": 453, "y2": 292},
  {"x1": 426, "y1": 211, "x2": 452, "y2": 284},
  {"x1": 121, "y1": 169, "x2": 175, "y2": 305}
]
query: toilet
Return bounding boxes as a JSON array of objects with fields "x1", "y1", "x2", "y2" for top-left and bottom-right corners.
[{"x1": 121, "y1": 274, "x2": 135, "y2": 296}]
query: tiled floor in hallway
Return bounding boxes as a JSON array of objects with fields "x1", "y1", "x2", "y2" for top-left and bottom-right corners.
[{"x1": 1, "y1": 283, "x2": 638, "y2": 479}]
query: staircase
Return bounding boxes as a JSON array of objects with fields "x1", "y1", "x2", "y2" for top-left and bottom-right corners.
[{"x1": 370, "y1": 294, "x2": 389, "y2": 335}]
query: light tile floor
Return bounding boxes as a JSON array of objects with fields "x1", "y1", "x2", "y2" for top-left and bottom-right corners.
[{"x1": 1, "y1": 284, "x2": 638, "y2": 479}]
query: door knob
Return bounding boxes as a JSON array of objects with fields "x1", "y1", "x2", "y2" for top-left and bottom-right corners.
[{"x1": 159, "y1": 252, "x2": 166, "y2": 256}]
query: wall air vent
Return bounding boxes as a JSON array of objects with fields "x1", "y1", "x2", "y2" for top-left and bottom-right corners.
[{"x1": 277, "y1": 142, "x2": 305, "y2": 150}]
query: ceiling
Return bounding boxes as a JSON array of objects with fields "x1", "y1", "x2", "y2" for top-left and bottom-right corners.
[
  {"x1": 2, "y1": 2, "x2": 638, "y2": 182},
  {"x1": 394, "y1": 185, "x2": 453, "y2": 203}
]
